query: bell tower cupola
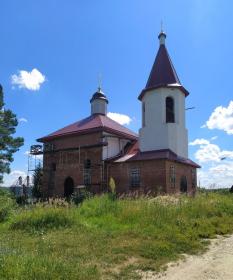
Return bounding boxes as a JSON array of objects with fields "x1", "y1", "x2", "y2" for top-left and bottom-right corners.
[
  {"x1": 138, "y1": 30, "x2": 189, "y2": 158},
  {"x1": 158, "y1": 30, "x2": 166, "y2": 45},
  {"x1": 90, "y1": 86, "x2": 108, "y2": 115}
]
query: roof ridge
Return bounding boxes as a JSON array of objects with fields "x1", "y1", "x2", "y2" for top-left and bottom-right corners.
[
  {"x1": 37, "y1": 114, "x2": 138, "y2": 142},
  {"x1": 104, "y1": 114, "x2": 137, "y2": 135}
]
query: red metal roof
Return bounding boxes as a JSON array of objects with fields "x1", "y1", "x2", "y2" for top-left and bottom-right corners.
[
  {"x1": 37, "y1": 114, "x2": 138, "y2": 142},
  {"x1": 114, "y1": 145, "x2": 200, "y2": 168},
  {"x1": 138, "y1": 42, "x2": 189, "y2": 100}
]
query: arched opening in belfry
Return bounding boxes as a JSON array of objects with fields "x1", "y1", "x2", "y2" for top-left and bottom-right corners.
[
  {"x1": 166, "y1": 97, "x2": 175, "y2": 123},
  {"x1": 64, "y1": 177, "x2": 74, "y2": 198},
  {"x1": 180, "y1": 176, "x2": 188, "y2": 193}
]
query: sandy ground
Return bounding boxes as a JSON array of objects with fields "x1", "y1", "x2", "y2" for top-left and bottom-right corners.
[{"x1": 141, "y1": 235, "x2": 233, "y2": 280}]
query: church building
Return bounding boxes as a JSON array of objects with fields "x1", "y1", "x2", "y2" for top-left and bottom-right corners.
[{"x1": 37, "y1": 30, "x2": 200, "y2": 197}]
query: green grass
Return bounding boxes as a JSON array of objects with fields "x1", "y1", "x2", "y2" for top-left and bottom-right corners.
[
  {"x1": 0, "y1": 189, "x2": 15, "y2": 223},
  {"x1": 0, "y1": 191, "x2": 233, "y2": 279}
]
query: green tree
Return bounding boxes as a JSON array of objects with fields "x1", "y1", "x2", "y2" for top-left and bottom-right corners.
[
  {"x1": 32, "y1": 163, "x2": 43, "y2": 198},
  {"x1": 0, "y1": 84, "x2": 24, "y2": 184}
]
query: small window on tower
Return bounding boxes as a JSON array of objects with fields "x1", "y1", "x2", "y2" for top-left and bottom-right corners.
[
  {"x1": 142, "y1": 102, "x2": 146, "y2": 127},
  {"x1": 166, "y1": 97, "x2": 175, "y2": 123}
]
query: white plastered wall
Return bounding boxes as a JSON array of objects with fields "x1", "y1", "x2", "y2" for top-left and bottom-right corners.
[
  {"x1": 139, "y1": 87, "x2": 188, "y2": 158},
  {"x1": 102, "y1": 133, "x2": 130, "y2": 160}
]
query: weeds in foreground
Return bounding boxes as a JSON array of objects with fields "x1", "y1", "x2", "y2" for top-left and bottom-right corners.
[{"x1": 0, "y1": 192, "x2": 233, "y2": 279}]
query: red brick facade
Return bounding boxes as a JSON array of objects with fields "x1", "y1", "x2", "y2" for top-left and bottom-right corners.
[
  {"x1": 109, "y1": 160, "x2": 196, "y2": 196},
  {"x1": 41, "y1": 131, "x2": 197, "y2": 197},
  {"x1": 42, "y1": 132, "x2": 105, "y2": 197}
]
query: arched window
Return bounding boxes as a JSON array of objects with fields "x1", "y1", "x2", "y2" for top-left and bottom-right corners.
[
  {"x1": 166, "y1": 97, "x2": 175, "y2": 123},
  {"x1": 142, "y1": 102, "x2": 146, "y2": 127}
]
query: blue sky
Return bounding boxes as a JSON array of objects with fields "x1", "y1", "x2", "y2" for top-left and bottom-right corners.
[{"x1": 1, "y1": 0, "x2": 233, "y2": 187}]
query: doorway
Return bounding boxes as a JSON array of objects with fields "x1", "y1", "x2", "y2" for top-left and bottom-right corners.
[
  {"x1": 64, "y1": 177, "x2": 74, "y2": 198},
  {"x1": 180, "y1": 176, "x2": 187, "y2": 193}
]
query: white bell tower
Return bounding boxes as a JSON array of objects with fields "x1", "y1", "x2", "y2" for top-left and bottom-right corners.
[{"x1": 138, "y1": 31, "x2": 189, "y2": 158}]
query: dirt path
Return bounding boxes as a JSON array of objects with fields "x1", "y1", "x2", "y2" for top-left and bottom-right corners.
[{"x1": 141, "y1": 235, "x2": 233, "y2": 280}]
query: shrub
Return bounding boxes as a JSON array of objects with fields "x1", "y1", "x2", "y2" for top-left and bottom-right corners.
[
  {"x1": 10, "y1": 206, "x2": 75, "y2": 232},
  {"x1": 71, "y1": 190, "x2": 92, "y2": 205},
  {"x1": 32, "y1": 164, "x2": 43, "y2": 199},
  {"x1": 0, "y1": 190, "x2": 15, "y2": 222},
  {"x1": 16, "y1": 195, "x2": 28, "y2": 205}
]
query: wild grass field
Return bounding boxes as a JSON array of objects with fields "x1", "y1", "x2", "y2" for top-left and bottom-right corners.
[{"x1": 0, "y1": 189, "x2": 233, "y2": 279}]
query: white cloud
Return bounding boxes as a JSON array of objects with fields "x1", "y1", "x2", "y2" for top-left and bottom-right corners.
[
  {"x1": 19, "y1": 117, "x2": 28, "y2": 123},
  {"x1": 190, "y1": 137, "x2": 233, "y2": 163},
  {"x1": 190, "y1": 137, "x2": 233, "y2": 188},
  {"x1": 10, "y1": 170, "x2": 26, "y2": 177},
  {"x1": 198, "y1": 162, "x2": 233, "y2": 188},
  {"x1": 195, "y1": 143, "x2": 222, "y2": 163},
  {"x1": 107, "y1": 112, "x2": 132, "y2": 125},
  {"x1": 11, "y1": 68, "x2": 46, "y2": 91},
  {"x1": 34, "y1": 154, "x2": 43, "y2": 161},
  {"x1": 189, "y1": 138, "x2": 210, "y2": 146},
  {"x1": 24, "y1": 150, "x2": 43, "y2": 160},
  {"x1": 202, "y1": 101, "x2": 233, "y2": 135},
  {"x1": 211, "y1": 136, "x2": 218, "y2": 141},
  {"x1": 3, "y1": 170, "x2": 27, "y2": 187}
]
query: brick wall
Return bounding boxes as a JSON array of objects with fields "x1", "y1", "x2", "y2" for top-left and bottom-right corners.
[
  {"x1": 165, "y1": 160, "x2": 197, "y2": 195},
  {"x1": 108, "y1": 159, "x2": 197, "y2": 195},
  {"x1": 108, "y1": 160, "x2": 167, "y2": 194},
  {"x1": 41, "y1": 132, "x2": 197, "y2": 197},
  {"x1": 41, "y1": 132, "x2": 105, "y2": 197}
]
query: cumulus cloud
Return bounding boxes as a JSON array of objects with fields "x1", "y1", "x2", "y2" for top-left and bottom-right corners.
[
  {"x1": 190, "y1": 138, "x2": 233, "y2": 163},
  {"x1": 24, "y1": 150, "x2": 43, "y2": 161},
  {"x1": 3, "y1": 170, "x2": 27, "y2": 186},
  {"x1": 36, "y1": 154, "x2": 43, "y2": 161},
  {"x1": 19, "y1": 117, "x2": 28, "y2": 123},
  {"x1": 11, "y1": 68, "x2": 46, "y2": 91},
  {"x1": 107, "y1": 112, "x2": 132, "y2": 125},
  {"x1": 189, "y1": 138, "x2": 210, "y2": 146},
  {"x1": 190, "y1": 137, "x2": 233, "y2": 188},
  {"x1": 198, "y1": 162, "x2": 233, "y2": 188},
  {"x1": 202, "y1": 101, "x2": 233, "y2": 135},
  {"x1": 195, "y1": 143, "x2": 223, "y2": 163}
]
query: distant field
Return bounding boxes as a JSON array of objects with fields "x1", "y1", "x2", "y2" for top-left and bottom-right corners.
[{"x1": 0, "y1": 189, "x2": 233, "y2": 279}]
